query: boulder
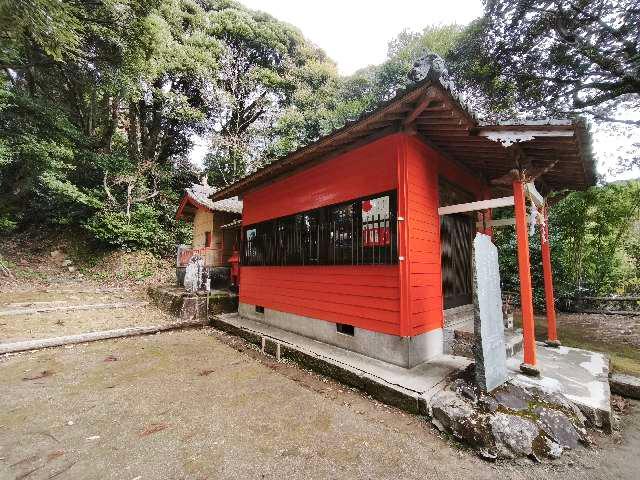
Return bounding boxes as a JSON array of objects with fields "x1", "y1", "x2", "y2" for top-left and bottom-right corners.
[
  {"x1": 514, "y1": 382, "x2": 587, "y2": 428},
  {"x1": 541, "y1": 437, "x2": 563, "y2": 459},
  {"x1": 493, "y1": 383, "x2": 533, "y2": 411},
  {"x1": 430, "y1": 390, "x2": 493, "y2": 449},
  {"x1": 451, "y1": 378, "x2": 479, "y2": 403},
  {"x1": 431, "y1": 390, "x2": 475, "y2": 434},
  {"x1": 478, "y1": 394, "x2": 499, "y2": 413},
  {"x1": 489, "y1": 412, "x2": 540, "y2": 459},
  {"x1": 429, "y1": 377, "x2": 592, "y2": 460},
  {"x1": 535, "y1": 406, "x2": 585, "y2": 448}
]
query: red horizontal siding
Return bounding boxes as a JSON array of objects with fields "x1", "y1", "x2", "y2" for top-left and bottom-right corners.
[
  {"x1": 405, "y1": 136, "x2": 444, "y2": 334},
  {"x1": 402, "y1": 135, "x2": 487, "y2": 335},
  {"x1": 239, "y1": 134, "x2": 402, "y2": 336},
  {"x1": 240, "y1": 265, "x2": 401, "y2": 335},
  {"x1": 243, "y1": 134, "x2": 401, "y2": 225}
]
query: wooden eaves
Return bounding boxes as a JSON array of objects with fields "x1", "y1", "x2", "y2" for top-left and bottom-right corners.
[{"x1": 211, "y1": 70, "x2": 597, "y2": 202}]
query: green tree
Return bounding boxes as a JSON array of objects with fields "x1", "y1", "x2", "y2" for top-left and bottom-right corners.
[
  {"x1": 493, "y1": 181, "x2": 640, "y2": 308},
  {"x1": 0, "y1": 0, "x2": 206, "y2": 250},
  {"x1": 264, "y1": 24, "x2": 466, "y2": 164},
  {"x1": 203, "y1": 1, "x2": 340, "y2": 187},
  {"x1": 453, "y1": 0, "x2": 640, "y2": 168},
  {"x1": 338, "y1": 25, "x2": 466, "y2": 119}
]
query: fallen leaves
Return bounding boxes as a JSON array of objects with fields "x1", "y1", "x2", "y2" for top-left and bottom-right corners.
[
  {"x1": 139, "y1": 423, "x2": 168, "y2": 437},
  {"x1": 22, "y1": 370, "x2": 53, "y2": 381},
  {"x1": 47, "y1": 450, "x2": 64, "y2": 462},
  {"x1": 198, "y1": 369, "x2": 215, "y2": 376},
  {"x1": 104, "y1": 355, "x2": 118, "y2": 362},
  {"x1": 612, "y1": 394, "x2": 629, "y2": 413}
]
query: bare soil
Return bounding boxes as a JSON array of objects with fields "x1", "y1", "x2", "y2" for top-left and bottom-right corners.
[
  {"x1": 1, "y1": 329, "x2": 638, "y2": 480},
  {"x1": 0, "y1": 289, "x2": 180, "y2": 343},
  {"x1": 0, "y1": 230, "x2": 173, "y2": 293},
  {"x1": 515, "y1": 311, "x2": 640, "y2": 375}
]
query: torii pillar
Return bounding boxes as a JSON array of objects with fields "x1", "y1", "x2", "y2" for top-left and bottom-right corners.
[
  {"x1": 540, "y1": 205, "x2": 560, "y2": 347},
  {"x1": 512, "y1": 179, "x2": 539, "y2": 375}
]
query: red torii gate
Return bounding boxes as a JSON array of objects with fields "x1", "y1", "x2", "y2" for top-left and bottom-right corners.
[{"x1": 443, "y1": 174, "x2": 560, "y2": 376}]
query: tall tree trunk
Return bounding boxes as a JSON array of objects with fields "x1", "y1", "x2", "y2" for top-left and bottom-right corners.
[
  {"x1": 101, "y1": 97, "x2": 120, "y2": 153},
  {"x1": 128, "y1": 101, "x2": 140, "y2": 162}
]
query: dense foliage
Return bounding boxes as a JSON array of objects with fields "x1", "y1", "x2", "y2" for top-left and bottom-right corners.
[
  {"x1": 494, "y1": 180, "x2": 640, "y2": 305},
  {"x1": 0, "y1": 0, "x2": 338, "y2": 252},
  {"x1": 449, "y1": 0, "x2": 640, "y2": 169}
]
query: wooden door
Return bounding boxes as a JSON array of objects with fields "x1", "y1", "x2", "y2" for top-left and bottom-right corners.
[{"x1": 440, "y1": 214, "x2": 474, "y2": 309}]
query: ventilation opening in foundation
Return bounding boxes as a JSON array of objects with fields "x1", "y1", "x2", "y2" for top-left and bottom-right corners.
[
  {"x1": 255, "y1": 305, "x2": 265, "y2": 314},
  {"x1": 336, "y1": 323, "x2": 354, "y2": 336}
]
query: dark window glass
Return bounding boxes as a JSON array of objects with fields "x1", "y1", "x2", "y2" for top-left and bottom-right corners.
[
  {"x1": 328, "y1": 202, "x2": 354, "y2": 265},
  {"x1": 242, "y1": 191, "x2": 397, "y2": 266}
]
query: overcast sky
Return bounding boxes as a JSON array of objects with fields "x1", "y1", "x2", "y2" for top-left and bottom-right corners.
[
  {"x1": 240, "y1": 0, "x2": 484, "y2": 75},
  {"x1": 193, "y1": 1, "x2": 638, "y2": 181}
]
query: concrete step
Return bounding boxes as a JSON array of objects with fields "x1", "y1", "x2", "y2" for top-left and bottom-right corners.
[
  {"x1": 505, "y1": 330, "x2": 524, "y2": 358},
  {"x1": 444, "y1": 319, "x2": 523, "y2": 360}
]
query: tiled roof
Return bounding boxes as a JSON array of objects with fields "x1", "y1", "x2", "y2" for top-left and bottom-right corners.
[{"x1": 186, "y1": 183, "x2": 243, "y2": 214}]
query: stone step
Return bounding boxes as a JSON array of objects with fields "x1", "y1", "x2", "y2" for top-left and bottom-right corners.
[
  {"x1": 443, "y1": 304, "x2": 474, "y2": 328},
  {"x1": 444, "y1": 320, "x2": 523, "y2": 360}
]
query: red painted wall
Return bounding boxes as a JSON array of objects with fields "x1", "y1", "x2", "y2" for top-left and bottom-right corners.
[
  {"x1": 240, "y1": 134, "x2": 402, "y2": 335},
  {"x1": 239, "y1": 132, "x2": 485, "y2": 338},
  {"x1": 243, "y1": 135, "x2": 400, "y2": 225},
  {"x1": 403, "y1": 135, "x2": 484, "y2": 336},
  {"x1": 241, "y1": 265, "x2": 401, "y2": 335}
]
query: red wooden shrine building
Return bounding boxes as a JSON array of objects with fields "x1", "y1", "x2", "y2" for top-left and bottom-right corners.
[{"x1": 211, "y1": 58, "x2": 595, "y2": 371}]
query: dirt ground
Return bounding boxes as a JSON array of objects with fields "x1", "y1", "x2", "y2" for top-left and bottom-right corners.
[
  {"x1": 0, "y1": 290, "x2": 177, "y2": 343},
  {"x1": 516, "y1": 311, "x2": 640, "y2": 375},
  {"x1": 0, "y1": 230, "x2": 174, "y2": 294},
  {"x1": 1, "y1": 329, "x2": 639, "y2": 480}
]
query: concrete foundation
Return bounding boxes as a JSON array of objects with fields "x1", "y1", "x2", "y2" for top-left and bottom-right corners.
[
  {"x1": 213, "y1": 312, "x2": 470, "y2": 414},
  {"x1": 238, "y1": 302, "x2": 443, "y2": 368}
]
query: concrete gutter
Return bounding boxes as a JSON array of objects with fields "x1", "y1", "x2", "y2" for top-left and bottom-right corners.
[{"x1": 610, "y1": 374, "x2": 640, "y2": 400}]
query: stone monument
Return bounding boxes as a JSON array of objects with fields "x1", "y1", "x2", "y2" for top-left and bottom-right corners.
[
  {"x1": 184, "y1": 255, "x2": 206, "y2": 293},
  {"x1": 472, "y1": 233, "x2": 508, "y2": 392}
]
